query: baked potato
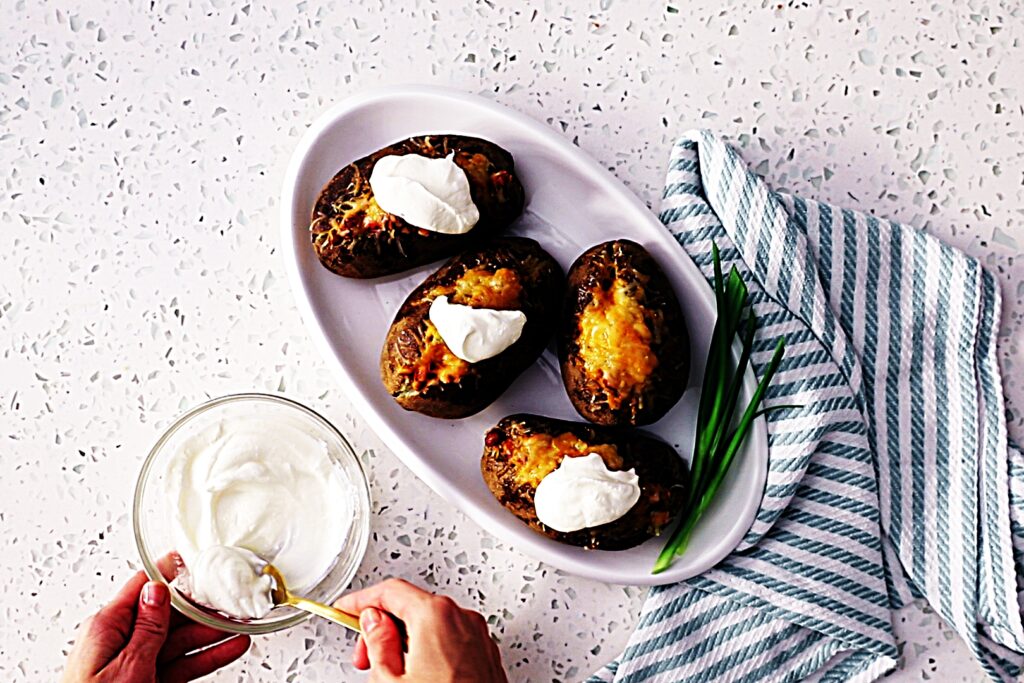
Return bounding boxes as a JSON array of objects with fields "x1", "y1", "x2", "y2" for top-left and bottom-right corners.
[
  {"x1": 481, "y1": 414, "x2": 686, "y2": 549},
  {"x1": 559, "y1": 239, "x2": 690, "y2": 426},
  {"x1": 310, "y1": 134, "x2": 525, "y2": 279},
  {"x1": 380, "y1": 238, "x2": 562, "y2": 419}
]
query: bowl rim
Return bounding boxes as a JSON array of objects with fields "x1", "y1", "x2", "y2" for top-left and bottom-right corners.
[{"x1": 132, "y1": 391, "x2": 372, "y2": 634}]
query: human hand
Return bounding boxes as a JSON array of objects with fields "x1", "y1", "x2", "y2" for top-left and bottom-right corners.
[
  {"x1": 334, "y1": 579, "x2": 507, "y2": 682},
  {"x1": 62, "y1": 568, "x2": 250, "y2": 683}
]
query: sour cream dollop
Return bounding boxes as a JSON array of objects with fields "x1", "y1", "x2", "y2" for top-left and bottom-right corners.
[
  {"x1": 534, "y1": 453, "x2": 641, "y2": 532},
  {"x1": 429, "y1": 295, "x2": 526, "y2": 363},
  {"x1": 186, "y1": 545, "x2": 274, "y2": 619},
  {"x1": 369, "y1": 153, "x2": 480, "y2": 234},
  {"x1": 164, "y1": 410, "x2": 351, "y2": 617}
]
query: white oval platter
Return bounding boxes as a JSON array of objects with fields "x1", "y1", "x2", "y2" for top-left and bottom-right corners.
[{"x1": 280, "y1": 85, "x2": 767, "y2": 586}]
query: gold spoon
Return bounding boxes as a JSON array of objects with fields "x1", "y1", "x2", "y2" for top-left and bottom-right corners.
[{"x1": 261, "y1": 563, "x2": 361, "y2": 633}]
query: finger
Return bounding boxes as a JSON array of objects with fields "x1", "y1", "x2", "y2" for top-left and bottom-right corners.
[
  {"x1": 155, "y1": 552, "x2": 184, "y2": 581},
  {"x1": 152, "y1": 553, "x2": 205, "y2": 631},
  {"x1": 360, "y1": 608, "x2": 404, "y2": 678},
  {"x1": 161, "y1": 634, "x2": 251, "y2": 683},
  {"x1": 147, "y1": 553, "x2": 194, "y2": 630},
  {"x1": 91, "y1": 572, "x2": 150, "y2": 644},
  {"x1": 352, "y1": 634, "x2": 369, "y2": 670},
  {"x1": 489, "y1": 637, "x2": 507, "y2": 682},
  {"x1": 479, "y1": 618, "x2": 495, "y2": 643},
  {"x1": 62, "y1": 616, "x2": 105, "y2": 677},
  {"x1": 159, "y1": 623, "x2": 235, "y2": 663},
  {"x1": 108, "y1": 572, "x2": 150, "y2": 608},
  {"x1": 75, "y1": 615, "x2": 96, "y2": 639},
  {"x1": 333, "y1": 578, "x2": 433, "y2": 619},
  {"x1": 121, "y1": 582, "x2": 171, "y2": 666}
]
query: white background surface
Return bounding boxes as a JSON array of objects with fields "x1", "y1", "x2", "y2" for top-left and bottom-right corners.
[{"x1": 2, "y1": 1, "x2": 1022, "y2": 682}]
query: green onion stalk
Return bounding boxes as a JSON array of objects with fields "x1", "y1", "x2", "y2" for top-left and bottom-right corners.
[{"x1": 653, "y1": 244, "x2": 785, "y2": 574}]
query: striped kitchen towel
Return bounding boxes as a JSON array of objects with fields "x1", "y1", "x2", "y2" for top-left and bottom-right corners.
[{"x1": 591, "y1": 130, "x2": 1024, "y2": 683}]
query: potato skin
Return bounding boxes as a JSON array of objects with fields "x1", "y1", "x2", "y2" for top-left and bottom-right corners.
[
  {"x1": 559, "y1": 240, "x2": 690, "y2": 426},
  {"x1": 481, "y1": 414, "x2": 686, "y2": 550},
  {"x1": 310, "y1": 134, "x2": 525, "y2": 279},
  {"x1": 380, "y1": 238, "x2": 562, "y2": 419}
]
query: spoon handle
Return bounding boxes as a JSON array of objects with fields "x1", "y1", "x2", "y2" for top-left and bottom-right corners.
[{"x1": 287, "y1": 597, "x2": 362, "y2": 632}]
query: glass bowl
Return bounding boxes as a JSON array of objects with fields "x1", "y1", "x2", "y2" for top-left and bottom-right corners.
[{"x1": 133, "y1": 393, "x2": 371, "y2": 634}]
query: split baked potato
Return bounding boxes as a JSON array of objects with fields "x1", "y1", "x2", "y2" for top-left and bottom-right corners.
[
  {"x1": 380, "y1": 238, "x2": 562, "y2": 419},
  {"x1": 559, "y1": 239, "x2": 690, "y2": 426},
  {"x1": 310, "y1": 134, "x2": 525, "y2": 279},
  {"x1": 481, "y1": 413, "x2": 686, "y2": 550}
]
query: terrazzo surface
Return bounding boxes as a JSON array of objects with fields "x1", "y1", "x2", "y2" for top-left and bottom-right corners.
[{"x1": 2, "y1": 1, "x2": 1022, "y2": 681}]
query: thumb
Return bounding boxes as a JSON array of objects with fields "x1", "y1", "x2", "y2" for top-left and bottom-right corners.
[
  {"x1": 360, "y1": 607, "x2": 403, "y2": 679},
  {"x1": 123, "y1": 581, "x2": 171, "y2": 667}
]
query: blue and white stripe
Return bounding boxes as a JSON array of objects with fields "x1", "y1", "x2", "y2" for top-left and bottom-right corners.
[{"x1": 591, "y1": 131, "x2": 1024, "y2": 682}]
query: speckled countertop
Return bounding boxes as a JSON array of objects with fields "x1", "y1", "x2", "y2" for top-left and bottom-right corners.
[{"x1": 1, "y1": 1, "x2": 1021, "y2": 681}]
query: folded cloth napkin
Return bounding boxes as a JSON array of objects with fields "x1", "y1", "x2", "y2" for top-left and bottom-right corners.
[{"x1": 591, "y1": 131, "x2": 1024, "y2": 683}]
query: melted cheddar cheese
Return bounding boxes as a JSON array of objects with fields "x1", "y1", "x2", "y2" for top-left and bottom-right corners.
[
  {"x1": 331, "y1": 169, "x2": 391, "y2": 233},
  {"x1": 511, "y1": 432, "x2": 622, "y2": 488},
  {"x1": 453, "y1": 267, "x2": 522, "y2": 309},
  {"x1": 577, "y1": 278, "x2": 658, "y2": 408},
  {"x1": 399, "y1": 321, "x2": 469, "y2": 390}
]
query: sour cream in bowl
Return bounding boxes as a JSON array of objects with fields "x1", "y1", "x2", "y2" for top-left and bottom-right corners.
[{"x1": 133, "y1": 394, "x2": 371, "y2": 634}]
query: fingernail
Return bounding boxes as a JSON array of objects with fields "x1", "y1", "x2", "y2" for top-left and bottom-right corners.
[
  {"x1": 142, "y1": 582, "x2": 167, "y2": 607},
  {"x1": 360, "y1": 607, "x2": 382, "y2": 633}
]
